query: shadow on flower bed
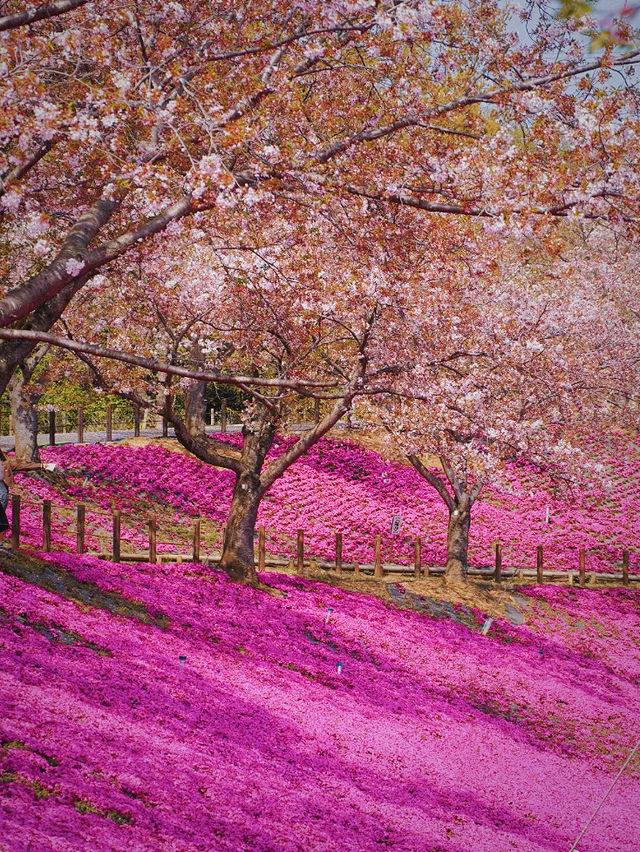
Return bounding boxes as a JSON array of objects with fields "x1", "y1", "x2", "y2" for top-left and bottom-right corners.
[{"x1": 0, "y1": 550, "x2": 169, "y2": 628}]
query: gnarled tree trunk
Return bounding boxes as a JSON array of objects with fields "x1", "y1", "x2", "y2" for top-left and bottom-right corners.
[
  {"x1": 408, "y1": 453, "x2": 481, "y2": 585},
  {"x1": 218, "y1": 410, "x2": 275, "y2": 583},
  {"x1": 445, "y1": 501, "x2": 471, "y2": 584},
  {"x1": 184, "y1": 340, "x2": 207, "y2": 436},
  {"x1": 220, "y1": 471, "x2": 263, "y2": 583},
  {"x1": 7, "y1": 346, "x2": 48, "y2": 463},
  {"x1": 9, "y1": 376, "x2": 40, "y2": 463}
]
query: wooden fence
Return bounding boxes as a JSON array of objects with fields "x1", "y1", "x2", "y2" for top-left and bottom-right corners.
[
  {"x1": 7, "y1": 493, "x2": 638, "y2": 587},
  {"x1": 3, "y1": 401, "x2": 236, "y2": 441}
]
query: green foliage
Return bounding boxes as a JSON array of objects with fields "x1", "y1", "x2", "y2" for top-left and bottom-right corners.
[
  {"x1": 556, "y1": 0, "x2": 596, "y2": 20},
  {"x1": 204, "y1": 383, "x2": 249, "y2": 417}
]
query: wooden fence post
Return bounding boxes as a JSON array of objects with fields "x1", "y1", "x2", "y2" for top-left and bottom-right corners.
[
  {"x1": 192, "y1": 518, "x2": 201, "y2": 562},
  {"x1": 494, "y1": 541, "x2": 502, "y2": 582},
  {"x1": 414, "y1": 537, "x2": 421, "y2": 578},
  {"x1": 76, "y1": 504, "x2": 85, "y2": 554},
  {"x1": 112, "y1": 510, "x2": 121, "y2": 562},
  {"x1": 374, "y1": 534, "x2": 382, "y2": 578},
  {"x1": 536, "y1": 545, "x2": 543, "y2": 584},
  {"x1": 134, "y1": 404, "x2": 140, "y2": 438},
  {"x1": 148, "y1": 515, "x2": 157, "y2": 563},
  {"x1": 10, "y1": 494, "x2": 20, "y2": 551},
  {"x1": 77, "y1": 406, "x2": 84, "y2": 444},
  {"x1": 335, "y1": 532, "x2": 343, "y2": 574},
  {"x1": 314, "y1": 399, "x2": 320, "y2": 424},
  {"x1": 258, "y1": 526, "x2": 266, "y2": 571},
  {"x1": 106, "y1": 403, "x2": 113, "y2": 442},
  {"x1": 622, "y1": 550, "x2": 629, "y2": 587},
  {"x1": 296, "y1": 529, "x2": 304, "y2": 574},
  {"x1": 43, "y1": 500, "x2": 51, "y2": 551},
  {"x1": 162, "y1": 415, "x2": 168, "y2": 437},
  {"x1": 48, "y1": 409, "x2": 56, "y2": 446},
  {"x1": 579, "y1": 549, "x2": 586, "y2": 587},
  {"x1": 220, "y1": 400, "x2": 227, "y2": 434}
]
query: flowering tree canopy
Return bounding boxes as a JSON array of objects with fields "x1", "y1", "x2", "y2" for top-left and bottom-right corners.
[
  {"x1": 1, "y1": 0, "x2": 639, "y2": 392},
  {"x1": 374, "y1": 227, "x2": 640, "y2": 581}
]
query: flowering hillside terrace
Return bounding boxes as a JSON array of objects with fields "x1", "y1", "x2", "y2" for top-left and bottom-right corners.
[
  {"x1": 7, "y1": 432, "x2": 640, "y2": 574},
  {"x1": 1, "y1": 551, "x2": 639, "y2": 851}
]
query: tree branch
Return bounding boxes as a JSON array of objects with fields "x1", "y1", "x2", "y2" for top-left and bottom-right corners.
[
  {"x1": 0, "y1": 198, "x2": 119, "y2": 327},
  {"x1": 259, "y1": 309, "x2": 376, "y2": 491},
  {"x1": 0, "y1": 328, "x2": 336, "y2": 391},
  {"x1": 408, "y1": 454, "x2": 455, "y2": 512},
  {"x1": 0, "y1": 141, "x2": 53, "y2": 194},
  {"x1": 0, "y1": 0, "x2": 90, "y2": 32}
]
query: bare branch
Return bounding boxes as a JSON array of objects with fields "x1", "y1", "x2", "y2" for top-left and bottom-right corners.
[
  {"x1": 408, "y1": 454, "x2": 455, "y2": 512},
  {"x1": 0, "y1": 0, "x2": 90, "y2": 32}
]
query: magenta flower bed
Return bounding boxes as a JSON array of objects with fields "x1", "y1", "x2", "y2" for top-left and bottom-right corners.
[
  {"x1": 1, "y1": 554, "x2": 639, "y2": 850},
  {"x1": 10, "y1": 433, "x2": 640, "y2": 573}
]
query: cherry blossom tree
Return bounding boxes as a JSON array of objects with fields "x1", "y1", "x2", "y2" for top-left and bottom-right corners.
[
  {"x1": 10, "y1": 209, "x2": 408, "y2": 583},
  {"x1": 375, "y1": 227, "x2": 640, "y2": 583},
  {"x1": 1, "y1": 0, "x2": 639, "y2": 398}
]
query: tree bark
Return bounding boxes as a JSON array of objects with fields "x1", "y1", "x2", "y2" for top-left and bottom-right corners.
[
  {"x1": 8, "y1": 370, "x2": 40, "y2": 464},
  {"x1": 217, "y1": 408, "x2": 275, "y2": 582},
  {"x1": 219, "y1": 471, "x2": 262, "y2": 583},
  {"x1": 184, "y1": 341, "x2": 207, "y2": 435},
  {"x1": 445, "y1": 502, "x2": 471, "y2": 584},
  {"x1": 6, "y1": 345, "x2": 48, "y2": 464}
]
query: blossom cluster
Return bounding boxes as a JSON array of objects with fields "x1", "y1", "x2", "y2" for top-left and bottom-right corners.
[{"x1": 1, "y1": 552, "x2": 639, "y2": 850}]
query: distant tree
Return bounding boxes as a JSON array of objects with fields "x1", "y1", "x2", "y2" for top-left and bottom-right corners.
[{"x1": 377, "y1": 230, "x2": 640, "y2": 583}]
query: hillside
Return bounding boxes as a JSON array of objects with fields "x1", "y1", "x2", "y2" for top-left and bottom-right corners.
[
  {"x1": 9, "y1": 432, "x2": 640, "y2": 573},
  {"x1": 1, "y1": 547, "x2": 640, "y2": 851}
]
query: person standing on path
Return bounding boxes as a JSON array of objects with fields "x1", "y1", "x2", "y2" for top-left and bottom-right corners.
[{"x1": 0, "y1": 449, "x2": 15, "y2": 539}]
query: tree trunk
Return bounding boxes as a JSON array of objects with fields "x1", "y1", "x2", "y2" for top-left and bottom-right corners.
[
  {"x1": 444, "y1": 504, "x2": 471, "y2": 584},
  {"x1": 184, "y1": 340, "x2": 207, "y2": 435},
  {"x1": 219, "y1": 471, "x2": 262, "y2": 584},
  {"x1": 8, "y1": 369, "x2": 40, "y2": 463}
]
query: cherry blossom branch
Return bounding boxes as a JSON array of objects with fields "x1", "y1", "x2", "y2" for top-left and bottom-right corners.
[
  {"x1": 0, "y1": 199, "x2": 119, "y2": 327},
  {"x1": 0, "y1": 0, "x2": 90, "y2": 32},
  {"x1": 0, "y1": 329, "x2": 336, "y2": 391},
  {"x1": 315, "y1": 49, "x2": 640, "y2": 163},
  {"x1": 0, "y1": 141, "x2": 53, "y2": 196}
]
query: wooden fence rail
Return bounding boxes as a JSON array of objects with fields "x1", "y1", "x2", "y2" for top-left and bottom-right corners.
[
  {"x1": 4, "y1": 493, "x2": 638, "y2": 587},
  {"x1": 3, "y1": 405, "x2": 240, "y2": 442}
]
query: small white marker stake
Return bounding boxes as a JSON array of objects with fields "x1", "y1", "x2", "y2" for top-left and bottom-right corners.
[
  {"x1": 337, "y1": 662, "x2": 343, "y2": 675},
  {"x1": 179, "y1": 655, "x2": 186, "y2": 669}
]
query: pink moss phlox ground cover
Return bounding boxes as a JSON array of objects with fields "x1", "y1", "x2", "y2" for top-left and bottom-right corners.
[
  {"x1": 2, "y1": 552, "x2": 640, "y2": 850},
  {"x1": 10, "y1": 432, "x2": 640, "y2": 572}
]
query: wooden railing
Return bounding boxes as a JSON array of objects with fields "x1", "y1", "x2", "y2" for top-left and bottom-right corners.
[{"x1": 6, "y1": 493, "x2": 637, "y2": 586}]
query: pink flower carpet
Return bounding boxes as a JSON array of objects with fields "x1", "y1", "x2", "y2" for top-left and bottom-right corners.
[
  {"x1": 1, "y1": 554, "x2": 639, "y2": 850},
  {"x1": 8, "y1": 433, "x2": 640, "y2": 573}
]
